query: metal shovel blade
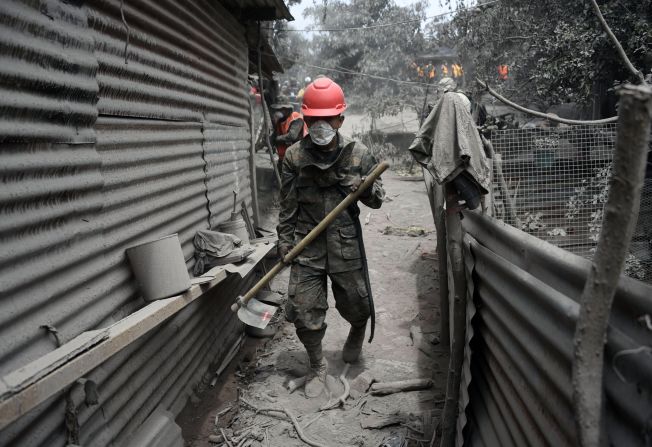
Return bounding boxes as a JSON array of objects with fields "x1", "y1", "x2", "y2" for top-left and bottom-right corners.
[{"x1": 237, "y1": 298, "x2": 277, "y2": 329}]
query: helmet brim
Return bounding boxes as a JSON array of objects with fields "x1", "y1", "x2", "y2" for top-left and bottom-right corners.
[{"x1": 301, "y1": 104, "x2": 346, "y2": 117}]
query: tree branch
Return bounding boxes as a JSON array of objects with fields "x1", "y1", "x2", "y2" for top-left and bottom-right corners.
[
  {"x1": 572, "y1": 83, "x2": 652, "y2": 447},
  {"x1": 589, "y1": 0, "x2": 646, "y2": 84},
  {"x1": 503, "y1": 35, "x2": 535, "y2": 41},
  {"x1": 477, "y1": 79, "x2": 619, "y2": 125},
  {"x1": 240, "y1": 397, "x2": 329, "y2": 447}
]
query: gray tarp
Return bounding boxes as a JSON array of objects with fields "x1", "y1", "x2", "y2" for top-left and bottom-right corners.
[{"x1": 409, "y1": 92, "x2": 491, "y2": 193}]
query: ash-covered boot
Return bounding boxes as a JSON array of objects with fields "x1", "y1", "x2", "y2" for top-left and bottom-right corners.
[
  {"x1": 342, "y1": 323, "x2": 367, "y2": 363},
  {"x1": 304, "y1": 343, "x2": 328, "y2": 398}
]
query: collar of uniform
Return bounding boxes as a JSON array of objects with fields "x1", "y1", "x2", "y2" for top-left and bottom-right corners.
[
  {"x1": 301, "y1": 133, "x2": 355, "y2": 154},
  {"x1": 299, "y1": 133, "x2": 356, "y2": 171}
]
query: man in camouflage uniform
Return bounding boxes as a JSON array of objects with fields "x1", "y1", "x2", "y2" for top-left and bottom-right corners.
[{"x1": 277, "y1": 78, "x2": 385, "y2": 397}]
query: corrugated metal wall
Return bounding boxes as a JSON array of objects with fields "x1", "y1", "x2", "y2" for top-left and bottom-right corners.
[
  {"x1": 1, "y1": 276, "x2": 251, "y2": 446},
  {"x1": 0, "y1": 0, "x2": 103, "y2": 376},
  {"x1": 87, "y1": 0, "x2": 250, "y2": 124},
  {"x1": 0, "y1": 0, "x2": 257, "y2": 445},
  {"x1": 460, "y1": 211, "x2": 652, "y2": 447},
  {"x1": 0, "y1": 0, "x2": 98, "y2": 143},
  {"x1": 203, "y1": 122, "x2": 253, "y2": 228}
]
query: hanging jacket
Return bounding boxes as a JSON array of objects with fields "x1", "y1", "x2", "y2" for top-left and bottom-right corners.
[
  {"x1": 498, "y1": 65, "x2": 509, "y2": 80},
  {"x1": 409, "y1": 92, "x2": 491, "y2": 193}
]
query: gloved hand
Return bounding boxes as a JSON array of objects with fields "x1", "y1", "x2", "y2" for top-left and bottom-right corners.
[
  {"x1": 350, "y1": 176, "x2": 371, "y2": 197},
  {"x1": 278, "y1": 245, "x2": 293, "y2": 263}
]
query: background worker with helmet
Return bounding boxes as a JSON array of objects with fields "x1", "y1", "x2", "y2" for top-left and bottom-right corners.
[
  {"x1": 270, "y1": 95, "x2": 306, "y2": 173},
  {"x1": 296, "y1": 76, "x2": 312, "y2": 104},
  {"x1": 276, "y1": 77, "x2": 386, "y2": 398}
]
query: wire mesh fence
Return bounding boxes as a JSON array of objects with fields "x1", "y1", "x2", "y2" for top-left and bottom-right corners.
[{"x1": 490, "y1": 123, "x2": 652, "y2": 283}]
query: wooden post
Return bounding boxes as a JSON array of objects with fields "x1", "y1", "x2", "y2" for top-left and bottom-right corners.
[
  {"x1": 481, "y1": 135, "x2": 518, "y2": 226},
  {"x1": 425, "y1": 175, "x2": 450, "y2": 350},
  {"x1": 572, "y1": 84, "x2": 652, "y2": 447},
  {"x1": 435, "y1": 184, "x2": 468, "y2": 447}
]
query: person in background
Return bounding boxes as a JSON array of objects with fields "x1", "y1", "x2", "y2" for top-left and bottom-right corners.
[
  {"x1": 296, "y1": 76, "x2": 312, "y2": 104},
  {"x1": 270, "y1": 95, "x2": 306, "y2": 173}
]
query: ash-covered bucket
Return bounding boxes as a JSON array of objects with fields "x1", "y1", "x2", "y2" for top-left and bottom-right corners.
[{"x1": 126, "y1": 234, "x2": 191, "y2": 301}]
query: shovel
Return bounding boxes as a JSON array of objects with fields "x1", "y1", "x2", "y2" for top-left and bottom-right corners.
[{"x1": 231, "y1": 161, "x2": 390, "y2": 328}]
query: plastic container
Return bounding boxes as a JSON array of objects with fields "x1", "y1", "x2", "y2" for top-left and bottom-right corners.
[
  {"x1": 126, "y1": 234, "x2": 191, "y2": 301},
  {"x1": 217, "y1": 218, "x2": 250, "y2": 243}
]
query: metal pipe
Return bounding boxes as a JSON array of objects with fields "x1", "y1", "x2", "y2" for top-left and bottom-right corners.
[
  {"x1": 248, "y1": 99, "x2": 260, "y2": 227},
  {"x1": 256, "y1": 22, "x2": 281, "y2": 189}
]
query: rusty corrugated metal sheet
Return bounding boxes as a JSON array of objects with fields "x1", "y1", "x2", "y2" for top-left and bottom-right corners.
[
  {"x1": 0, "y1": 0, "x2": 98, "y2": 143},
  {"x1": 461, "y1": 211, "x2": 652, "y2": 447},
  {"x1": 86, "y1": 0, "x2": 249, "y2": 125}
]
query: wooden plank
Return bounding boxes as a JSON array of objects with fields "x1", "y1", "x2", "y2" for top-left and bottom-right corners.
[
  {"x1": 370, "y1": 378, "x2": 434, "y2": 396},
  {"x1": 0, "y1": 330, "x2": 108, "y2": 401},
  {"x1": 0, "y1": 242, "x2": 275, "y2": 430}
]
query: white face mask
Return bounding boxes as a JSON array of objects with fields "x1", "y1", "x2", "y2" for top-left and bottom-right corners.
[{"x1": 308, "y1": 120, "x2": 337, "y2": 146}]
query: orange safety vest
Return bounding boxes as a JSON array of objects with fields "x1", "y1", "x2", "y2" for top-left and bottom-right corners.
[
  {"x1": 452, "y1": 63, "x2": 463, "y2": 78},
  {"x1": 498, "y1": 65, "x2": 509, "y2": 80},
  {"x1": 276, "y1": 112, "x2": 307, "y2": 160}
]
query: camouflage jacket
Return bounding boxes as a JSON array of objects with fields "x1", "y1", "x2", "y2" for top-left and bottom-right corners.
[{"x1": 277, "y1": 134, "x2": 385, "y2": 273}]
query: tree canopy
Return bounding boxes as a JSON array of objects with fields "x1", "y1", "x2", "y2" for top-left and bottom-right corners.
[
  {"x1": 436, "y1": 0, "x2": 651, "y2": 113},
  {"x1": 275, "y1": 0, "x2": 430, "y2": 121},
  {"x1": 275, "y1": 0, "x2": 650, "y2": 120}
]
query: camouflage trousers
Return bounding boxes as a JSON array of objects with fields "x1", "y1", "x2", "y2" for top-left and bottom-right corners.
[{"x1": 286, "y1": 264, "x2": 370, "y2": 349}]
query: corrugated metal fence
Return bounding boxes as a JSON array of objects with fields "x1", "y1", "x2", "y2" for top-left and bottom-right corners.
[
  {"x1": 459, "y1": 211, "x2": 652, "y2": 446},
  {"x1": 0, "y1": 0, "x2": 256, "y2": 445}
]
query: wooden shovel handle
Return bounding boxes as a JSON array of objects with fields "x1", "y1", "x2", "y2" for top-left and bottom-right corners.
[{"x1": 231, "y1": 161, "x2": 389, "y2": 312}]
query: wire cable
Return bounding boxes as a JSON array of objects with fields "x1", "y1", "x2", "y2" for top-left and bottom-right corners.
[
  {"x1": 301, "y1": 62, "x2": 432, "y2": 85},
  {"x1": 268, "y1": 1, "x2": 498, "y2": 32},
  {"x1": 267, "y1": 52, "x2": 436, "y2": 86}
]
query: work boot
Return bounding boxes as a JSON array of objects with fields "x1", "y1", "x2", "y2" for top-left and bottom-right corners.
[
  {"x1": 342, "y1": 324, "x2": 367, "y2": 363},
  {"x1": 305, "y1": 357, "x2": 328, "y2": 398}
]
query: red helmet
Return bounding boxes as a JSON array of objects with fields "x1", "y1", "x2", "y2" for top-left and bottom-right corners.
[{"x1": 301, "y1": 77, "x2": 347, "y2": 117}]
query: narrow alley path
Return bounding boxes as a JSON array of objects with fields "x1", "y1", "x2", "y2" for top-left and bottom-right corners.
[{"x1": 179, "y1": 171, "x2": 447, "y2": 447}]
